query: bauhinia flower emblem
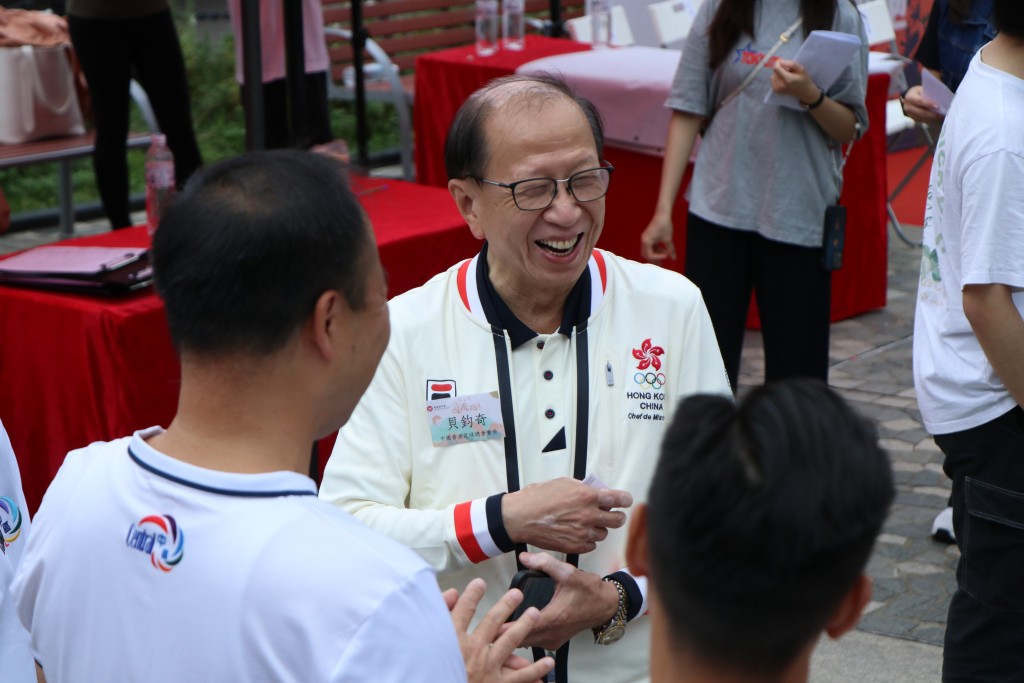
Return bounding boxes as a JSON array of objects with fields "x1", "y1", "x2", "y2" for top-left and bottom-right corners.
[{"x1": 632, "y1": 338, "x2": 664, "y2": 371}]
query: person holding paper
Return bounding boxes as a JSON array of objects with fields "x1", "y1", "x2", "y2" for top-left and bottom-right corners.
[
  {"x1": 641, "y1": 0, "x2": 868, "y2": 389},
  {"x1": 901, "y1": 0, "x2": 996, "y2": 125}
]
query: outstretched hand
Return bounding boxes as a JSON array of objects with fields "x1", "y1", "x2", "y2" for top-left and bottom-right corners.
[{"x1": 446, "y1": 579, "x2": 555, "y2": 683}]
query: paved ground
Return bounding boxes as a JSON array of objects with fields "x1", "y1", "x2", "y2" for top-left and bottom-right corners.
[
  {"x1": 2, "y1": 212, "x2": 951, "y2": 680},
  {"x1": 736, "y1": 223, "x2": 952, "y2": 680}
]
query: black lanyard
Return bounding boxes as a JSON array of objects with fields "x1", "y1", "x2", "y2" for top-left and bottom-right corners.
[{"x1": 490, "y1": 322, "x2": 590, "y2": 683}]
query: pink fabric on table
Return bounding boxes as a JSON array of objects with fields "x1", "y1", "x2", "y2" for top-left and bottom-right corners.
[{"x1": 516, "y1": 46, "x2": 681, "y2": 152}]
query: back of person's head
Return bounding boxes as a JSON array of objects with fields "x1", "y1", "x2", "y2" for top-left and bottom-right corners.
[
  {"x1": 992, "y1": 0, "x2": 1024, "y2": 39},
  {"x1": 444, "y1": 73, "x2": 604, "y2": 180},
  {"x1": 152, "y1": 149, "x2": 369, "y2": 357},
  {"x1": 645, "y1": 379, "x2": 894, "y2": 678}
]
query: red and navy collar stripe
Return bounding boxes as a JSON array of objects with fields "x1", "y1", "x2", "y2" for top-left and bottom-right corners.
[{"x1": 456, "y1": 245, "x2": 607, "y2": 348}]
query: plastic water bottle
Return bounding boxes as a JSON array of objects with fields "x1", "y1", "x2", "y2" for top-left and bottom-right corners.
[
  {"x1": 502, "y1": 0, "x2": 525, "y2": 50},
  {"x1": 475, "y1": 0, "x2": 499, "y2": 56},
  {"x1": 145, "y1": 134, "x2": 175, "y2": 236},
  {"x1": 590, "y1": 0, "x2": 611, "y2": 48}
]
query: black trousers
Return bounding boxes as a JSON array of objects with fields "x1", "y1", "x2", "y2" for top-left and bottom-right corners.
[
  {"x1": 937, "y1": 406, "x2": 1024, "y2": 683},
  {"x1": 240, "y1": 72, "x2": 332, "y2": 151},
  {"x1": 68, "y1": 9, "x2": 203, "y2": 229},
  {"x1": 683, "y1": 212, "x2": 832, "y2": 389}
]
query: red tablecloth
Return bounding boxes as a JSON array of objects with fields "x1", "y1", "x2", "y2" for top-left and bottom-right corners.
[
  {"x1": 0, "y1": 176, "x2": 474, "y2": 513},
  {"x1": 413, "y1": 39, "x2": 889, "y2": 324}
]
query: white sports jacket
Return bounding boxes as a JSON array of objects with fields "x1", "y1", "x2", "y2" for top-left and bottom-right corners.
[{"x1": 321, "y1": 249, "x2": 730, "y2": 683}]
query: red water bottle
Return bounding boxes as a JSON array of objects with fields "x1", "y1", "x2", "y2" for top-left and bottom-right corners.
[{"x1": 145, "y1": 134, "x2": 175, "y2": 236}]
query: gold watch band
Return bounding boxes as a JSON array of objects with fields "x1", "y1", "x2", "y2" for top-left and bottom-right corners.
[{"x1": 592, "y1": 578, "x2": 628, "y2": 645}]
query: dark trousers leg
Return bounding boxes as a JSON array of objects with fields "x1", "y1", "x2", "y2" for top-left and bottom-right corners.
[
  {"x1": 68, "y1": 14, "x2": 133, "y2": 228},
  {"x1": 130, "y1": 9, "x2": 203, "y2": 187},
  {"x1": 683, "y1": 212, "x2": 755, "y2": 390},
  {"x1": 936, "y1": 407, "x2": 1024, "y2": 683},
  {"x1": 242, "y1": 72, "x2": 333, "y2": 150},
  {"x1": 753, "y1": 235, "x2": 831, "y2": 383}
]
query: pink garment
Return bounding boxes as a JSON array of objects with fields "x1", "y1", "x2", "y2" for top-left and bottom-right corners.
[{"x1": 227, "y1": 0, "x2": 329, "y2": 84}]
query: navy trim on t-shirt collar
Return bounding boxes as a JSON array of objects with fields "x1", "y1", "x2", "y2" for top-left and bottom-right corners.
[
  {"x1": 127, "y1": 447, "x2": 317, "y2": 499},
  {"x1": 475, "y1": 242, "x2": 592, "y2": 349}
]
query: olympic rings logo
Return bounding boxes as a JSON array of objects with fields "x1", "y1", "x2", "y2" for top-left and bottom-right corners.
[{"x1": 633, "y1": 372, "x2": 666, "y2": 389}]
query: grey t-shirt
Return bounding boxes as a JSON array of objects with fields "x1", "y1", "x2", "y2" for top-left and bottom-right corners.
[{"x1": 667, "y1": 0, "x2": 868, "y2": 247}]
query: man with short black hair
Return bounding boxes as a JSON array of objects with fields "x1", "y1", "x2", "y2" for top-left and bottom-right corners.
[
  {"x1": 912, "y1": 1, "x2": 1024, "y2": 679},
  {"x1": 12, "y1": 150, "x2": 553, "y2": 683},
  {"x1": 625, "y1": 379, "x2": 894, "y2": 682},
  {"x1": 321, "y1": 74, "x2": 730, "y2": 682}
]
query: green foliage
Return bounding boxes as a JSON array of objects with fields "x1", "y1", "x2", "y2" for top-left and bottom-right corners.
[{"x1": 1, "y1": 10, "x2": 402, "y2": 218}]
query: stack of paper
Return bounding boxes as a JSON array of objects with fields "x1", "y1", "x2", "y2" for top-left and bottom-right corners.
[{"x1": 764, "y1": 30, "x2": 863, "y2": 110}]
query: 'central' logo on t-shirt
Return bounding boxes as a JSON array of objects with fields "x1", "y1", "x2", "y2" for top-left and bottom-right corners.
[{"x1": 126, "y1": 514, "x2": 184, "y2": 572}]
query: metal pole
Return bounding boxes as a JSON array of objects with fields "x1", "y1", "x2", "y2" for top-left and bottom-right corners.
[
  {"x1": 283, "y1": 0, "x2": 309, "y2": 148},
  {"x1": 351, "y1": 0, "x2": 370, "y2": 170},
  {"x1": 548, "y1": 0, "x2": 563, "y2": 37},
  {"x1": 241, "y1": 0, "x2": 265, "y2": 150}
]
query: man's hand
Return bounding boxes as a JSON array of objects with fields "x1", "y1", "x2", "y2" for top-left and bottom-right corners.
[
  {"x1": 502, "y1": 478, "x2": 633, "y2": 554},
  {"x1": 447, "y1": 579, "x2": 555, "y2": 683},
  {"x1": 516, "y1": 552, "x2": 622, "y2": 651},
  {"x1": 900, "y1": 85, "x2": 945, "y2": 126}
]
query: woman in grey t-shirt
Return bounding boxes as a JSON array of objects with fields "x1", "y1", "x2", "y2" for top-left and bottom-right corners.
[{"x1": 641, "y1": 0, "x2": 867, "y2": 389}]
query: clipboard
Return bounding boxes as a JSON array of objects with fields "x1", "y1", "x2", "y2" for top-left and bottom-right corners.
[{"x1": 0, "y1": 245, "x2": 153, "y2": 295}]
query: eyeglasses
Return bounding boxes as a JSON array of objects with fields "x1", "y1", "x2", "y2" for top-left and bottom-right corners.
[{"x1": 471, "y1": 165, "x2": 614, "y2": 211}]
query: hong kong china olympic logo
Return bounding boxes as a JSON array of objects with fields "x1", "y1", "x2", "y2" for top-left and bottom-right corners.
[
  {"x1": 632, "y1": 338, "x2": 666, "y2": 389},
  {"x1": 125, "y1": 514, "x2": 185, "y2": 572},
  {"x1": 634, "y1": 372, "x2": 666, "y2": 390}
]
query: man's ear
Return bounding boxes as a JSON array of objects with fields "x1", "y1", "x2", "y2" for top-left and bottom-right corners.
[
  {"x1": 448, "y1": 178, "x2": 486, "y2": 241},
  {"x1": 625, "y1": 504, "x2": 651, "y2": 577},
  {"x1": 309, "y1": 289, "x2": 346, "y2": 360},
  {"x1": 824, "y1": 573, "x2": 872, "y2": 640}
]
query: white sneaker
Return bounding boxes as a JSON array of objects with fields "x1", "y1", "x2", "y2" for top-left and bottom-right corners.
[{"x1": 931, "y1": 506, "x2": 955, "y2": 544}]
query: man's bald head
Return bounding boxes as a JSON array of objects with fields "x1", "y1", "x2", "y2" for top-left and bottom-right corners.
[{"x1": 444, "y1": 74, "x2": 605, "y2": 181}]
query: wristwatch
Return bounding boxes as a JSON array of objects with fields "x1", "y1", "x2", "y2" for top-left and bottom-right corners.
[{"x1": 592, "y1": 578, "x2": 628, "y2": 645}]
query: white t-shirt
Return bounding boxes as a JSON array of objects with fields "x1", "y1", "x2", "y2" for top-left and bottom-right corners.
[
  {"x1": 0, "y1": 420, "x2": 35, "y2": 683},
  {"x1": 913, "y1": 48, "x2": 1024, "y2": 435},
  {"x1": 13, "y1": 428, "x2": 466, "y2": 683}
]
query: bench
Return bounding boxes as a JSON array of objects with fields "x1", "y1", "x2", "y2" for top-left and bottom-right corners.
[
  {"x1": 0, "y1": 80, "x2": 158, "y2": 237},
  {"x1": 320, "y1": 0, "x2": 585, "y2": 180}
]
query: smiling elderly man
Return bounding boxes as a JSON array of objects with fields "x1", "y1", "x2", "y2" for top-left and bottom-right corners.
[{"x1": 320, "y1": 74, "x2": 730, "y2": 683}]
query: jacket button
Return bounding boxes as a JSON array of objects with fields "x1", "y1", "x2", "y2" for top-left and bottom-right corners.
[
  {"x1": 544, "y1": 408, "x2": 555, "y2": 419},
  {"x1": 543, "y1": 370, "x2": 554, "y2": 380}
]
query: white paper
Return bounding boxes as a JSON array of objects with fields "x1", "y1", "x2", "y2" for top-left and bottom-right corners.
[
  {"x1": 764, "y1": 30, "x2": 863, "y2": 110},
  {"x1": 921, "y1": 69, "x2": 955, "y2": 115}
]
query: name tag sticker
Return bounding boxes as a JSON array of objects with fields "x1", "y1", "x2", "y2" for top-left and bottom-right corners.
[{"x1": 426, "y1": 391, "x2": 505, "y2": 447}]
